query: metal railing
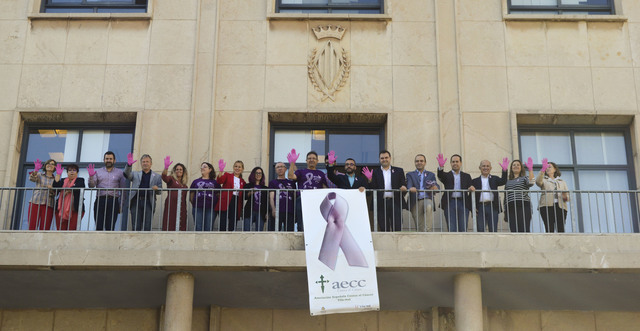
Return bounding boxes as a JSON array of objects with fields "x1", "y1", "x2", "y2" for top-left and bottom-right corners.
[{"x1": 1, "y1": 187, "x2": 638, "y2": 233}]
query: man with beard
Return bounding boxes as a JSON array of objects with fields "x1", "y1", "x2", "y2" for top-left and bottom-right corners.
[
  {"x1": 325, "y1": 151, "x2": 367, "y2": 191},
  {"x1": 88, "y1": 151, "x2": 127, "y2": 231}
]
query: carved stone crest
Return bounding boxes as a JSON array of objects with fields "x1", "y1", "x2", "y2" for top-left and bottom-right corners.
[{"x1": 308, "y1": 25, "x2": 350, "y2": 102}]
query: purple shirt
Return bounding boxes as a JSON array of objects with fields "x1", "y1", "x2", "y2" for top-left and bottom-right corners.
[
  {"x1": 269, "y1": 178, "x2": 296, "y2": 213},
  {"x1": 88, "y1": 167, "x2": 126, "y2": 197},
  {"x1": 249, "y1": 184, "x2": 266, "y2": 211},
  {"x1": 294, "y1": 169, "x2": 327, "y2": 190},
  {"x1": 190, "y1": 178, "x2": 220, "y2": 208}
]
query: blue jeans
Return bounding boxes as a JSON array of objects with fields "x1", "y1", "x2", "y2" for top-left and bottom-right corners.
[
  {"x1": 446, "y1": 198, "x2": 469, "y2": 232},
  {"x1": 243, "y1": 211, "x2": 265, "y2": 232},
  {"x1": 476, "y1": 203, "x2": 499, "y2": 232},
  {"x1": 193, "y1": 207, "x2": 214, "y2": 231}
]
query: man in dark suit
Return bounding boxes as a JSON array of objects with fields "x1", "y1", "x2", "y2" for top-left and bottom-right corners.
[
  {"x1": 365, "y1": 150, "x2": 407, "y2": 232},
  {"x1": 326, "y1": 151, "x2": 367, "y2": 191},
  {"x1": 437, "y1": 153, "x2": 473, "y2": 232},
  {"x1": 471, "y1": 159, "x2": 508, "y2": 232}
]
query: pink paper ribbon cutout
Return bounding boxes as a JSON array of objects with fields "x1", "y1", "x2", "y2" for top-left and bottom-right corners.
[{"x1": 318, "y1": 192, "x2": 368, "y2": 270}]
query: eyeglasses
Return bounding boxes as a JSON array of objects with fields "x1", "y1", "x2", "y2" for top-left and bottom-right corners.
[
  {"x1": 345, "y1": 163, "x2": 356, "y2": 166},
  {"x1": 255, "y1": 172, "x2": 263, "y2": 175}
]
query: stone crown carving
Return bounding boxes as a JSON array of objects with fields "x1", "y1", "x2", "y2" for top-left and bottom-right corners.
[{"x1": 312, "y1": 25, "x2": 346, "y2": 40}]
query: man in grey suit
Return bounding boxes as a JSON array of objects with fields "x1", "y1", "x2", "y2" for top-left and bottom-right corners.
[
  {"x1": 406, "y1": 154, "x2": 439, "y2": 232},
  {"x1": 124, "y1": 153, "x2": 162, "y2": 231}
]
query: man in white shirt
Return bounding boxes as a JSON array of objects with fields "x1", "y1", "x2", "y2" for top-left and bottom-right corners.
[
  {"x1": 365, "y1": 150, "x2": 407, "y2": 232},
  {"x1": 470, "y1": 159, "x2": 508, "y2": 232}
]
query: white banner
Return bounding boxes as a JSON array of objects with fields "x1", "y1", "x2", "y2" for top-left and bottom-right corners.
[{"x1": 301, "y1": 189, "x2": 380, "y2": 315}]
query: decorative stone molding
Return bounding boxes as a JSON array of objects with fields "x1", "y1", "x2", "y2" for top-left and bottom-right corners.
[{"x1": 308, "y1": 25, "x2": 351, "y2": 102}]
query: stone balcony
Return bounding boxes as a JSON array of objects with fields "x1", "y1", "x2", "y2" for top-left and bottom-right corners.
[{"x1": 1, "y1": 232, "x2": 639, "y2": 312}]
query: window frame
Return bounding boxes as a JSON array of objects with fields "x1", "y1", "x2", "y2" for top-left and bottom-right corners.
[
  {"x1": 275, "y1": 0, "x2": 384, "y2": 14},
  {"x1": 12, "y1": 122, "x2": 136, "y2": 230},
  {"x1": 507, "y1": 0, "x2": 614, "y2": 15},
  {"x1": 517, "y1": 125, "x2": 637, "y2": 232},
  {"x1": 41, "y1": 0, "x2": 148, "y2": 13},
  {"x1": 269, "y1": 123, "x2": 385, "y2": 181}
]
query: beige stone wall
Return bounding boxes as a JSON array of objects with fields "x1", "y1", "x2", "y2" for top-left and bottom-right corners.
[
  {"x1": 2, "y1": 0, "x2": 640, "y2": 181},
  {"x1": 0, "y1": 308, "x2": 161, "y2": 331},
  {"x1": 1, "y1": 307, "x2": 640, "y2": 330}
]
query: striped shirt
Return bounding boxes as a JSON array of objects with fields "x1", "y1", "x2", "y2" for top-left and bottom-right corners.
[
  {"x1": 504, "y1": 176, "x2": 533, "y2": 204},
  {"x1": 29, "y1": 172, "x2": 56, "y2": 207}
]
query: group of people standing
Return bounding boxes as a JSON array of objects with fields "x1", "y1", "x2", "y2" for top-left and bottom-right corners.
[{"x1": 26, "y1": 149, "x2": 570, "y2": 233}]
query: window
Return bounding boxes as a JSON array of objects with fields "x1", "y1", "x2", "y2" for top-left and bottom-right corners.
[
  {"x1": 519, "y1": 127, "x2": 636, "y2": 233},
  {"x1": 13, "y1": 125, "x2": 135, "y2": 230},
  {"x1": 42, "y1": 0, "x2": 147, "y2": 13},
  {"x1": 508, "y1": 0, "x2": 614, "y2": 15},
  {"x1": 270, "y1": 125, "x2": 384, "y2": 180},
  {"x1": 275, "y1": 0, "x2": 384, "y2": 14}
]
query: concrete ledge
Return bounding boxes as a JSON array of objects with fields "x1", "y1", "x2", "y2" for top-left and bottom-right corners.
[
  {"x1": 1, "y1": 232, "x2": 640, "y2": 271},
  {"x1": 267, "y1": 13, "x2": 391, "y2": 21},
  {"x1": 504, "y1": 14, "x2": 627, "y2": 22}
]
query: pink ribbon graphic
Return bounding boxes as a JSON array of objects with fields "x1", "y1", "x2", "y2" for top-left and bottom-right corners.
[
  {"x1": 318, "y1": 192, "x2": 368, "y2": 270},
  {"x1": 304, "y1": 172, "x2": 314, "y2": 187}
]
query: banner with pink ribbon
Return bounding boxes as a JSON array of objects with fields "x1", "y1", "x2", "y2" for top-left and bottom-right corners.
[{"x1": 301, "y1": 189, "x2": 379, "y2": 315}]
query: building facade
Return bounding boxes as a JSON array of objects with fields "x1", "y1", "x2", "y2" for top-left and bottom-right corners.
[{"x1": 1, "y1": 0, "x2": 640, "y2": 330}]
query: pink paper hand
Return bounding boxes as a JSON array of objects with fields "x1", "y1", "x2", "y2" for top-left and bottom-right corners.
[
  {"x1": 286, "y1": 149, "x2": 300, "y2": 164},
  {"x1": 218, "y1": 159, "x2": 226, "y2": 173},
  {"x1": 164, "y1": 156, "x2": 173, "y2": 170},
  {"x1": 34, "y1": 159, "x2": 42, "y2": 173},
  {"x1": 328, "y1": 150, "x2": 336, "y2": 165},
  {"x1": 541, "y1": 158, "x2": 549, "y2": 173},
  {"x1": 526, "y1": 157, "x2": 533, "y2": 173},
  {"x1": 55, "y1": 164, "x2": 63, "y2": 175},
  {"x1": 127, "y1": 153, "x2": 137, "y2": 166},
  {"x1": 500, "y1": 157, "x2": 510, "y2": 171},
  {"x1": 362, "y1": 167, "x2": 373, "y2": 181},
  {"x1": 87, "y1": 164, "x2": 96, "y2": 177},
  {"x1": 436, "y1": 153, "x2": 447, "y2": 168}
]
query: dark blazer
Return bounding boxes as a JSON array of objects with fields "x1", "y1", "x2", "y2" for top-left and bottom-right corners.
[
  {"x1": 437, "y1": 168, "x2": 473, "y2": 211},
  {"x1": 406, "y1": 169, "x2": 439, "y2": 208},
  {"x1": 326, "y1": 165, "x2": 368, "y2": 190},
  {"x1": 368, "y1": 166, "x2": 407, "y2": 209},
  {"x1": 471, "y1": 170, "x2": 508, "y2": 211},
  {"x1": 52, "y1": 177, "x2": 86, "y2": 213}
]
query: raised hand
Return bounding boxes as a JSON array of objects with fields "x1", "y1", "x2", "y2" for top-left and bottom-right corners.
[
  {"x1": 541, "y1": 158, "x2": 549, "y2": 173},
  {"x1": 87, "y1": 163, "x2": 96, "y2": 177},
  {"x1": 286, "y1": 148, "x2": 300, "y2": 164},
  {"x1": 127, "y1": 153, "x2": 137, "y2": 166},
  {"x1": 500, "y1": 157, "x2": 510, "y2": 171},
  {"x1": 164, "y1": 156, "x2": 173, "y2": 170},
  {"x1": 526, "y1": 157, "x2": 533, "y2": 173},
  {"x1": 327, "y1": 150, "x2": 337, "y2": 165},
  {"x1": 34, "y1": 159, "x2": 42, "y2": 173},
  {"x1": 436, "y1": 153, "x2": 447, "y2": 168},
  {"x1": 362, "y1": 166, "x2": 373, "y2": 181},
  {"x1": 55, "y1": 163, "x2": 63, "y2": 175},
  {"x1": 218, "y1": 159, "x2": 226, "y2": 173}
]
